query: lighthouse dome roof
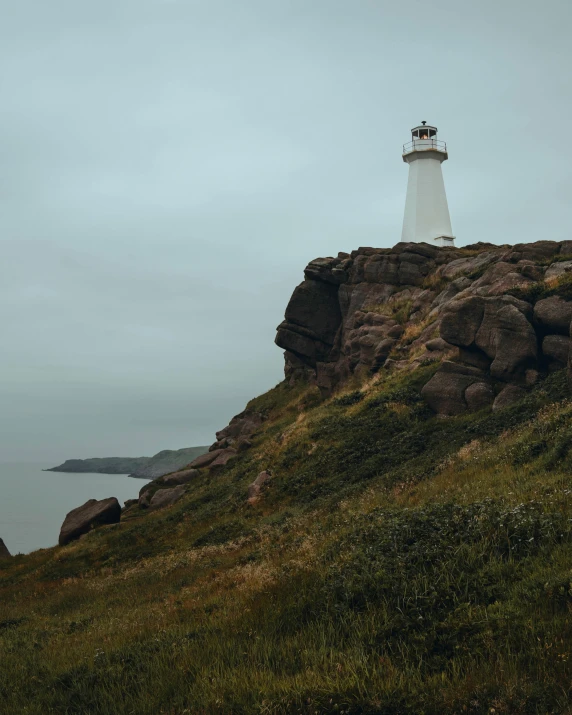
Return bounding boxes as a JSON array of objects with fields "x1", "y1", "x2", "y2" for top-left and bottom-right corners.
[
  {"x1": 411, "y1": 121, "x2": 437, "y2": 133},
  {"x1": 410, "y1": 122, "x2": 438, "y2": 140}
]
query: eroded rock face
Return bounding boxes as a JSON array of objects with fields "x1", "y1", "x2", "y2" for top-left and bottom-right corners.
[
  {"x1": 534, "y1": 297, "x2": 572, "y2": 336},
  {"x1": 274, "y1": 239, "x2": 572, "y2": 414},
  {"x1": 59, "y1": 498, "x2": 121, "y2": 546},
  {"x1": 421, "y1": 361, "x2": 492, "y2": 417},
  {"x1": 0, "y1": 537, "x2": 11, "y2": 559}
]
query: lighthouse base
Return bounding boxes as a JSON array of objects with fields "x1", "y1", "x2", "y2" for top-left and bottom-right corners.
[{"x1": 433, "y1": 235, "x2": 455, "y2": 248}]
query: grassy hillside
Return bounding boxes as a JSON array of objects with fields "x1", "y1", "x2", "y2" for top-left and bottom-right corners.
[{"x1": 1, "y1": 366, "x2": 572, "y2": 714}]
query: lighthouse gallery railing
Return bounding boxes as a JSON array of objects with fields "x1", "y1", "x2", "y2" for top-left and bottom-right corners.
[{"x1": 402, "y1": 139, "x2": 447, "y2": 154}]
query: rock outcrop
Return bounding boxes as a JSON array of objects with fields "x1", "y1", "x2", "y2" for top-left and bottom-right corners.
[
  {"x1": 275, "y1": 240, "x2": 572, "y2": 414},
  {"x1": 247, "y1": 470, "x2": 272, "y2": 505},
  {"x1": 0, "y1": 537, "x2": 11, "y2": 559},
  {"x1": 59, "y1": 498, "x2": 121, "y2": 546},
  {"x1": 138, "y1": 468, "x2": 200, "y2": 507},
  {"x1": 148, "y1": 485, "x2": 186, "y2": 510}
]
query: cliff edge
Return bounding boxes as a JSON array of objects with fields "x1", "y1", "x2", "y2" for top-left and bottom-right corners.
[{"x1": 276, "y1": 239, "x2": 572, "y2": 413}]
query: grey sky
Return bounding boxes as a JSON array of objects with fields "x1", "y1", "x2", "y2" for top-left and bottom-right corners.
[{"x1": 1, "y1": 0, "x2": 570, "y2": 462}]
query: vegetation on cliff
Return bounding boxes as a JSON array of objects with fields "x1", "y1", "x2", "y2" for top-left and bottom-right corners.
[
  {"x1": 2, "y1": 240, "x2": 572, "y2": 714},
  {"x1": 1, "y1": 365, "x2": 571, "y2": 714}
]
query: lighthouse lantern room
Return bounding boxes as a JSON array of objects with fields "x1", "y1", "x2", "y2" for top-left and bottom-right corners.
[{"x1": 400, "y1": 121, "x2": 455, "y2": 247}]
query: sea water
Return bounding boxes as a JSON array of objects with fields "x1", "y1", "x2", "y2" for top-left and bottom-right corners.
[{"x1": 0, "y1": 462, "x2": 149, "y2": 555}]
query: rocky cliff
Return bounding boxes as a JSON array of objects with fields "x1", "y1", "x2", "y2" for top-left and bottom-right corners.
[
  {"x1": 5, "y1": 240, "x2": 572, "y2": 714},
  {"x1": 276, "y1": 240, "x2": 572, "y2": 414}
]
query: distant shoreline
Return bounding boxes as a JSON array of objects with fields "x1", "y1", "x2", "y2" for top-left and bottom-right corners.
[{"x1": 45, "y1": 446, "x2": 209, "y2": 480}]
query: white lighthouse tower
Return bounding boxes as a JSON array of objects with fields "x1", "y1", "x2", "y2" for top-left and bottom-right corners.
[{"x1": 401, "y1": 121, "x2": 455, "y2": 247}]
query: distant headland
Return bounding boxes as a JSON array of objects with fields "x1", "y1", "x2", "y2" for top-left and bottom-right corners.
[{"x1": 45, "y1": 446, "x2": 209, "y2": 479}]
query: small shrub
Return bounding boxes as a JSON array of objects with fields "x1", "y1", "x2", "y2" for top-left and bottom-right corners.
[
  {"x1": 332, "y1": 391, "x2": 364, "y2": 407},
  {"x1": 509, "y1": 273, "x2": 572, "y2": 303}
]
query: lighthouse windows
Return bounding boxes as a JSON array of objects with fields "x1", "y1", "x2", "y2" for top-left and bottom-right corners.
[{"x1": 412, "y1": 127, "x2": 437, "y2": 140}]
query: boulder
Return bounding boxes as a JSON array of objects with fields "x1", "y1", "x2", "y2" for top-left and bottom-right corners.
[
  {"x1": 475, "y1": 300, "x2": 537, "y2": 382},
  {"x1": 209, "y1": 448, "x2": 237, "y2": 469},
  {"x1": 425, "y1": 337, "x2": 449, "y2": 352},
  {"x1": 138, "y1": 489, "x2": 154, "y2": 508},
  {"x1": 441, "y1": 296, "x2": 536, "y2": 383},
  {"x1": 149, "y1": 486, "x2": 186, "y2": 510},
  {"x1": 437, "y1": 252, "x2": 498, "y2": 280},
  {"x1": 59, "y1": 497, "x2": 121, "y2": 546},
  {"x1": 189, "y1": 449, "x2": 226, "y2": 469},
  {"x1": 464, "y1": 381, "x2": 495, "y2": 411},
  {"x1": 493, "y1": 385, "x2": 527, "y2": 412},
  {"x1": 247, "y1": 471, "x2": 272, "y2": 505},
  {"x1": 545, "y1": 260, "x2": 572, "y2": 281},
  {"x1": 501, "y1": 240, "x2": 560, "y2": 264},
  {"x1": 215, "y1": 411, "x2": 265, "y2": 442},
  {"x1": 161, "y1": 468, "x2": 200, "y2": 486},
  {"x1": 440, "y1": 297, "x2": 485, "y2": 347},
  {"x1": 0, "y1": 537, "x2": 11, "y2": 559},
  {"x1": 533, "y1": 296, "x2": 572, "y2": 335},
  {"x1": 420, "y1": 361, "x2": 489, "y2": 416},
  {"x1": 542, "y1": 334, "x2": 571, "y2": 368}
]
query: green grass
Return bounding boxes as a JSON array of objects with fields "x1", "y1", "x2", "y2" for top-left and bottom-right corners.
[
  {"x1": 1, "y1": 368, "x2": 572, "y2": 713},
  {"x1": 509, "y1": 272, "x2": 572, "y2": 303},
  {"x1": 365, "y1": 296, "x2": 413, "y2": 325}
]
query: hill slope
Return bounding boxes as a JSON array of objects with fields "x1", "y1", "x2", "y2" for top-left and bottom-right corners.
[{"x1": 2, "y1": 240, "x2": 572, "y2": 714}]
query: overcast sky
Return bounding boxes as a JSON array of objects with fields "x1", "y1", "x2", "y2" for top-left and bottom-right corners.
[{"x1": 0, "y1": 0, "x2": 570, "y2": 462}]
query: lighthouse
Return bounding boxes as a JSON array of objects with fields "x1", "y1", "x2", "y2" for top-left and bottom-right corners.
[{"x1": 401, "y1": 122, "x2": 455, "y2": 247}]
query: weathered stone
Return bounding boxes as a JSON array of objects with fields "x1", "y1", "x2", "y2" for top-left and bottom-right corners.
[
  {"x1": 534, "y1": 296, "x2": 572, "y2": 335},
  {"x1": 484, "y1": 272, "x2": 532, "y2": 297},
  {"x1": 282, "y1": 279, "x2": 341, "y2": 344},
  {"x1": 276, "y1": 240, "x2": 572, "y2": 396},
  {"x1": 542, "y1": 335, "x2": 571, "y2": 368},
  {"x1": 437, "y1": 252, "x2": 498, "y2": 280},
  {"x1": 501, "y1": 241, "x2": 560, "y2": 264},
  {"x1": 149, "y1": 485, "x2": 186, "y2": 510},
  {"x1": 518, "y1": 262, "x2": 544, "y2": 281},
  {"x1": 247, "y1": 471, "x2": 272, "y2": 505},
  {"x1": 138, "y1": 489, "x2": 153, "y2": 508},
  {"x1": 189, "y1": 450, "x2": 226, "y2": 469},
  {"x1": 464, "y1": 382, "x2": 495, "y2": 411},
  {"x1": 209, "y1": 448, "x2": 237, "y2": 469},
  {"x1": 492, "y1": 385, "x2": 527, "y2": 412},
  {"x1": 440, "y1": 297, "x2": 485, "y2": 347},
  {"x1": 431, "y1": 276, "x2": 473, "y2": 308},
  {"x1": 545, "y1": 260, "x2": 572, "y2": 281},
  {"x1": 162, "y1": 468, "x2": 200, "y2": 486},
  {"x1": 234, "y1": 437, "x2": 253, "y2": 452},
  {"x1": 304, "y1": 257, "x2": 347, "y2": 284},
  {"x1": 0, "y1": 538, "x2": 11, "y2": 559},
  {"x1": 425, "y1": 337, "x2": 448, "y2": 352},
  {"x1": 457, "y1": 347, "x2": 492, "y2": 371},
  {"x1": 420, "y1": 361, "x2": 487, "y2": 416},
  {"x1": 59, "y1": 498, "x2": 121, "y2": 546},
  {"x1": 475, "y1": 301, "x2": 537, "y2": 382}
]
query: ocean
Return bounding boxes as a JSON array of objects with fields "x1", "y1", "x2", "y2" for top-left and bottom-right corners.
[{"x1": 0, "y1": 462, "x2": 149, "y2": 555}]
